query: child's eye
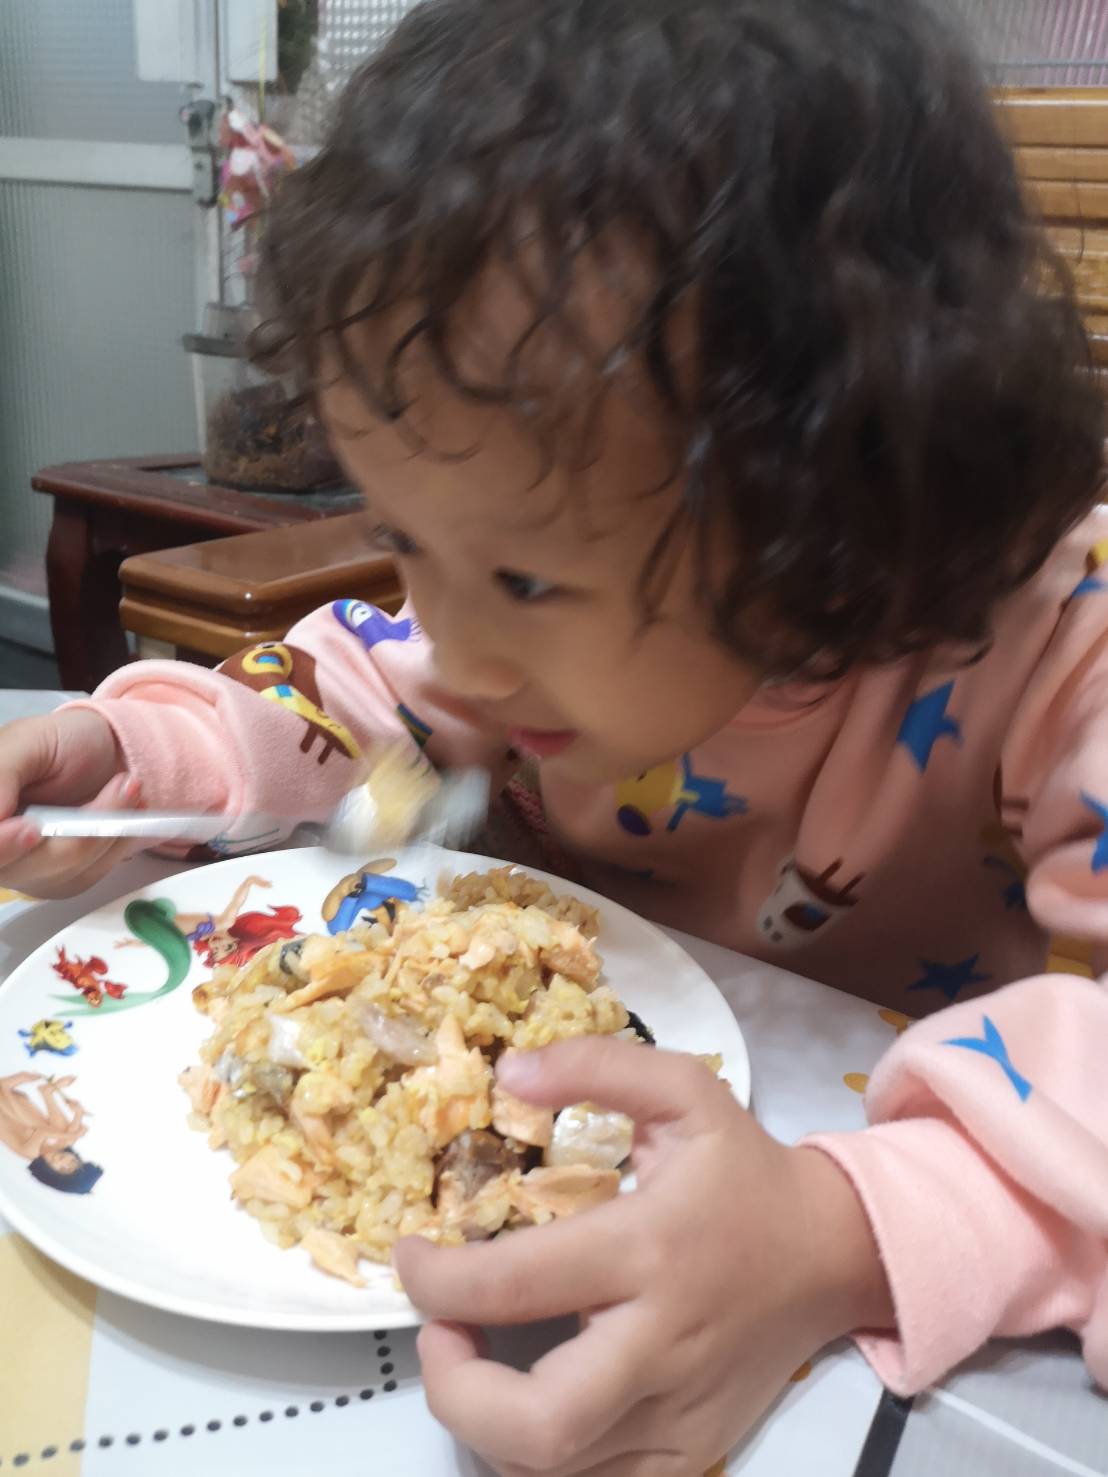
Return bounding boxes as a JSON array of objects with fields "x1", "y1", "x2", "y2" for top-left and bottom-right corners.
[
  {"x1": 371, "y1": 523, "x2": 420, "y2": 558},
  {"x1": 495, "y1": 569, "x2": 560, "y2": 603}
]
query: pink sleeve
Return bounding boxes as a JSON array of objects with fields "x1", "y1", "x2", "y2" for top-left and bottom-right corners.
[
  {"x1": 808, "y1": 973, "x2": 1108, "y2": 1395},
  {"x1": 63, "y1": 600, "x2": 511, "y2": 853}
]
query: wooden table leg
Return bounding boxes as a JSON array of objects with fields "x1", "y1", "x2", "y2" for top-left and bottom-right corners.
[{"x1": 45, "y1": 498, "x2": 130, "y2": 692}]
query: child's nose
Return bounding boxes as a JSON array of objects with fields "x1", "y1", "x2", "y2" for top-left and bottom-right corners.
[{"x1": 431, "y1": 628, "x2": 524, "y2": 703}]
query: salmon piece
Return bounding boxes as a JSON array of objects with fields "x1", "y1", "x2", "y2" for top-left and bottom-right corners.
[
  {"x1": 278, "y1": 968, "x2": 362, "y2": 1011},
  {"x1": 408, "y1": 1015, "x2": 492, "y2": 1148},
  {"x1": 289, "y1": 1106, "x2": 336, "y2": 1167},
  {"x1": 229, "y1": 1145, "x2": 315, "y2": 1209},
  {"x1": 289, "y1": 1072, "x2": 353, "y2": 1168},
  {"x1": 491, "y1": 1081, "x2": 553, "y2": 1148},
  {"x1": 511, "y1": 1165, "x2": 620, "y2": 1223},
  {"x1": 301, "y1": 1228, "x2": 366, "y2": 1287},
  {"x1": 438, "y1": 1170, "x2": 516, "y2": 1241},
  {"x1": 275, "y1": 938, "x2": 371, "y2": 1010},
  {"x1": 179, "y1": 1064, "x2": 221, "y2": 1116}
]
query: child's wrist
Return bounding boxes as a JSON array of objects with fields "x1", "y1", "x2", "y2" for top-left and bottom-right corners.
[{"x1": 790, "y1": 1145, "x2": 895, "y2": 1341}]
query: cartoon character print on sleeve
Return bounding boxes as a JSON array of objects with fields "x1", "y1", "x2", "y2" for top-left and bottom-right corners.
[
  {"x1": 757, "y1": 858, "x2": 864, "y2": 949},
  {"x1": 220, "y1": 641, "x2": 360, "y2": 766},
  {"x1": 616, "y1": 756, "x2": 747, "y2": 837},
  {"x1": 333, "y1": 600, "x2": 420, "y2": 650},
  {"x1": 397, "y1": 702, "x2": 433, "y2": 750}
]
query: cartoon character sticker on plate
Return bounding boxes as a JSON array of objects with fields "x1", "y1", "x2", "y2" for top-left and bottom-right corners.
[
  {"x1": 321, "y1": 859, "x2": 423, "y2": 934},
  {"x1": 19, "y1": 1018, "x2": 77, "y2": 1058},
  {"x1": 118, "y1": 875, "x2": 300, "y2": 963},
  {"x1": 0, "y1": 1072, "x2": 103, "y2": 1194},
  {"x1": 51, "y1": 947, "x2": 127, "y2": 1007},
  {"x1": 56, "y1": 900, "x2": 192, "y2": 1019}
]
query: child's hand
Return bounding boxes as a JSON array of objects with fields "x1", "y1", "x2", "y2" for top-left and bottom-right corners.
[
  {"x1": 396, "y1": 1039, "x2": 892, "y2": 1476},
  {"x1": 0, "y1": 710, "x2": 139, "y2": 898}
]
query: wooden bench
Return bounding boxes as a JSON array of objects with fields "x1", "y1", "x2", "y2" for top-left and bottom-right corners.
[
  {"x1": 997, "y1": 87, "x2": 1108, "y2": 369},
  {"x1": 118, "y1": 512, "x2": 400, "y2": 663}
]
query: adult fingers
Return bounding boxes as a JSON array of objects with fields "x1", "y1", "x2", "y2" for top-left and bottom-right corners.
[
  {"x1": 396, "y1": 1202, "x2": 638, "y2": 1326},
  {"x1": 498, "y1": 1038, "x2": 724, "y2": 1135}
]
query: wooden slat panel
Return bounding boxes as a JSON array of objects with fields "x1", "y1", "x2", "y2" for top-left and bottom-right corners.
[
  {"x1": 1046, "y1": 224, "x2": 1108, "y2": 258},
  {"x1": 1025, "y1": 178, "x2": 1108, "y2": 224},
  {"x1": 1068, "y1": 253, "x2": 1108, "y2": 315},
  {"x1": 996, "y1": 88, "x2": 1108, "y2": 148},
  {"x1": 1015, "y1": 145, "x2": 1108, "y2": 184},
  {"x1": 1083, "y1": 314, "x2": 1108, "y2": 366}
]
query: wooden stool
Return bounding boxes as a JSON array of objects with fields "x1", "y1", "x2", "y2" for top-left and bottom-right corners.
[{"x1": 119, "y1": 512, "x2": 401, "y2": 664}]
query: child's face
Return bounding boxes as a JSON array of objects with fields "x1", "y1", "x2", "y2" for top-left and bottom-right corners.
[{"x1": 323, "y1": 293, "x2": 760, "y2": 784}]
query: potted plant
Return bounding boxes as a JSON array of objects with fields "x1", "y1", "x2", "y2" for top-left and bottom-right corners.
[{"x1": 183, "y1": 106, "x2": 341, "y2": 493}]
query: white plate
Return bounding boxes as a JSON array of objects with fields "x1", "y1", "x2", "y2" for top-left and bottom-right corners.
[{"x1": 0, "y1": 847, "x2": 750, "y2": 1332}]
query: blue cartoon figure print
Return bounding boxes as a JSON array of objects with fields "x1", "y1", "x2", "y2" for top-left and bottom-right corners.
[
  {"x1": 616, "y1": 756, "x2": 747, "y2": 837},
  {"x1": 333, "y1": 600, "x2": 420, "y2": 651},
  {"x1": 321, "y1": 859, "x2": 424, "y2": 934}
]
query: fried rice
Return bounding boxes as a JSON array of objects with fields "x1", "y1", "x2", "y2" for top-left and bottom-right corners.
[{"x1": 179, "y1": 867, "x2": 636, "y2": 1287}]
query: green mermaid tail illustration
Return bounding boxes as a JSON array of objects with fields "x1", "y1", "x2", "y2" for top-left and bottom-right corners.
[{"x1": 50, "y1": 899, "x2": 192, "y2": 1017}]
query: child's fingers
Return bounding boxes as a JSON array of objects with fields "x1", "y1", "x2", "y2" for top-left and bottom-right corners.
[
  {"x1": 0, "y1": 818, "x2": 44, "y2": 871},
  {"x1": 0, "y1": 774, "x2": 142, "y2": 897},
  {"x1": 497, "y1": 1037, "x2": 724, "y2": 1133},
  {"x1": 395, "y1": 1207, "x2": 638, "y2": 1326},
  {"x1": 418, "y1": 1308, "x2": 642, "y2": 1470}
]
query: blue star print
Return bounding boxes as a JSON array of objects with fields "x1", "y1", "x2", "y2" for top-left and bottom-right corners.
[
  {"x1": 983, "y1": 856, "x2": 1027, "y2": 912},
  {"x1": 908, "y1": 954, "x2": 990, "y2": 1003},
  {"x1": 896, "y1": 682, "x2": 962, "y2": 772},
  {"x1": 333, "y1": 600, "x2": 420, "y2": 649},
  {"x1": 944, "y1": 1015, "x2": 1031, "y2": 1102},
  {"x1": 1080, "y1": 792, "x2": 1108, "y2": 873}
]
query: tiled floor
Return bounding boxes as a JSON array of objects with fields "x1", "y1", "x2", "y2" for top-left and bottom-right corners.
[{"x1": 0, "y1": 638, "x2": 60, "y2": 690}]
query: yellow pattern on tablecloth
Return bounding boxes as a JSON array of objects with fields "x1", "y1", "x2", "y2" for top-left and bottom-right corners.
[{"x1": 0, "y1": 1232, "x2": 95, "y2": 1472}]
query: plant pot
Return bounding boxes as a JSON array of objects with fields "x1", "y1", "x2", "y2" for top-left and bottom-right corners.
[{"x1": 183, "y1": 309, "x2": 342, "y2": 493}]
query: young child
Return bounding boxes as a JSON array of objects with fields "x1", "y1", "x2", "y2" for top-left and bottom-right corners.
[{"x1": 4, "y1": 0, "x2": 1108, "y2": 1468}]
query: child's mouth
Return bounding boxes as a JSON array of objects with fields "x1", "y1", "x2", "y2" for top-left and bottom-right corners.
[{"x1": 507, "y1": 727, "x2": 578, "y2": 759}]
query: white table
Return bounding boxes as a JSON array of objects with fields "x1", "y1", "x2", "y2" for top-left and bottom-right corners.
[{"x1": 0, "y1": 692, "x2": 1102, "y2": 1477}]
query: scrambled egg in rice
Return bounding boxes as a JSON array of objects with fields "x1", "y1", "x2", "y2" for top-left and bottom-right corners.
[{"x1": 179, "y1": 868, "x2": 638, "y2": 1287}]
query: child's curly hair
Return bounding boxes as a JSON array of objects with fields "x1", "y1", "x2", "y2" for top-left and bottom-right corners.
[{"x1": 257, "y1": 0, "x2": 1105, "y2": 679}]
